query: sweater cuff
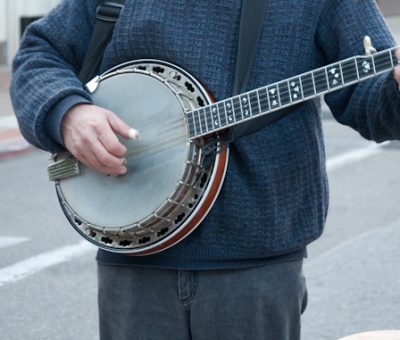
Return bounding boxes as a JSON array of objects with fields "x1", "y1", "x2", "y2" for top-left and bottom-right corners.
[{"x1": 44, "y1": 94, "x2": 92, "y2": 148}]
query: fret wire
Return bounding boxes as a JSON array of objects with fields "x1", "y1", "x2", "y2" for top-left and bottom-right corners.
[
  {"x1": 195, "y1": 109, "x2": 202, "y2": 133},
  {"x1": 311, "y1": 71, "x2": 317, "y2": 95},
  {"x1": 202, "y1": 107, "x2": 208, "y2": 132},
  {"x1": 202, "y1": 107, "x2": 207, "y2": 132},
  {"x1": 266, "y1": 85, "x2": 272, "y2": 110},
  {"x1": 198, "y1": 108, "x2": 204, "y2": 134},
  {"x1": 354, "y1": 58, "x2": 360, "y2": 80},
  {"x1": 299, "y1": 76, "x2": 304, "y2": 99},
  {"x1": 239, "y1": 94, "x2": 246, "y2": 119},
  {"x1": 287, "y1": 80, "x2": 293, "y2": 103},
  {"x1": 202, "y1": 109, "x2": 208, "y2": 131},
  {"x1": 192, "y1": 110, "x2": 198, "y2": 135},
  {"x1": 215, "y1": 103, "x2": 222, "y2": 128},
  {"x1": 203, "y1": 110, "x2": 209, "y2": 132},
  {"x1": 221, "y1": 101, "x2": 227, "y2": 127},
  {"x1": 192, "y1": 111, "x2": 197, "y2": 135},
  {"x1": 277, "y1": 85, "x2": 282, "y2": 107},
  {"x1": 324, "y1": 67, "x2": 330, "y2": 90},
  {"x1": 256, "y1": 89, "x2": 262, "y2": 114},
  {"x1": 195, "y1": 110, "x2": 202, "y2": 133},
  {"x1": 244, "y1": 92, "x2": 253, "y2": 119},
  {"x1": 223, "y1": 100, "x2": 229, "y2": 124},
  {"x1": 231, "y1": 97, "x2": 237, "y2": 124},
  {"x1": 205, "y1": 107, "x2": 211, "y2": 131},
  {"x1": 246, "y1": 92, "x2": 252, "y2": 117},
  {"x1": 371, "y1": 54, "x2": 377, "y2": 74},
  {"x1": 338, "y1": 62, "x2": 344, "y2": 84},
  {"x1": 238, "y1": 94, "x2": 244, "y2": 121}
]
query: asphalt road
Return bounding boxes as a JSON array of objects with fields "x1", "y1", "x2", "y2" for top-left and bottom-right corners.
[{"x1": 0, "y1": 110, "x2": 399, "y2": 340}]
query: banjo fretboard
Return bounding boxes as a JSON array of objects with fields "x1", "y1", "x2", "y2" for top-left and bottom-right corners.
[{"x1": 186, "y1": 47, "x2": 398, "y2": 139}]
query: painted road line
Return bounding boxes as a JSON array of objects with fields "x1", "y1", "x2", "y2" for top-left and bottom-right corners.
[
  {"x1": 305, "y1": 217, "x2": 400, "y2": 269},
  {"x1": 0, "y1": 241, "x2": 96, "y2": 287},
  {"x1": 326, "y1": 141, "x2": 389, "y2": 172},
  {"x1": 0, "y1": 237, "x2": 29, "y2": 249}
]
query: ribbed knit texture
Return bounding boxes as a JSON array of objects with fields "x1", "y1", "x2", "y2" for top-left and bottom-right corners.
[{"x1": 10, "y1": 0, "x2": 400, "y2": 269}]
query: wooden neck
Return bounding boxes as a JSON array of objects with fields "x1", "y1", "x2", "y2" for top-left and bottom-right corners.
[{"x1": 186, "y1": 47, "x2": 398, "y2": 139}]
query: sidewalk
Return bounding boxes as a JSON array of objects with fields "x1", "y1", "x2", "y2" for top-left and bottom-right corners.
[{"x1": 0, "y1": 70, "x2": 33, "y2": 159}]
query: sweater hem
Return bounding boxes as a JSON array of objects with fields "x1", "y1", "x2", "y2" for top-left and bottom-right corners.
[{"x1": 95, "y1": 247, "x2": 307, "y2": 270}]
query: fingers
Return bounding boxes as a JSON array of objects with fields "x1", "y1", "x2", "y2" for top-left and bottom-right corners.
[
  {"x1": 107, "y1": 111, "x2": 134, "y2": 140},
  {"x1": 97, "y1": 122, "x2": 127, "y2": 158},
  {"x1": 62, "y1": 104, "x2": 137, "y2": 176},
  {"x1": 70, "y1": 132, "x2": 126, "y2": 176},
  {"x1": 90, "y1": 139, "x2": 127, "y2": 175}
]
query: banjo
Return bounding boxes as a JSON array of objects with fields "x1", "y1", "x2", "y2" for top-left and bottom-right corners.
[{"x1": 48, "y1": 38, "x2": 398, "y2": 255}]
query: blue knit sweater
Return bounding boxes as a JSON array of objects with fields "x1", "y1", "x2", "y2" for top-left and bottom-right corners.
[{"x1": 10, "y1": 0, "x2": 400, "y2": 269}]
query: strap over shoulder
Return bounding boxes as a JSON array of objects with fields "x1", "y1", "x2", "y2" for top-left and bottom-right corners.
[
  {"x1": 226, "y1": 0, "x2": 301, "y2": 143},
  {"x1": 78, "y1": 0, "x2": 125, "y2": 84}
]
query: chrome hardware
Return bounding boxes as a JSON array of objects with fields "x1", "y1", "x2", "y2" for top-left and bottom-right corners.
[
  {"x1": 48, "y1": 155, "x2": 80, "y2": 181},
  {"x1": 364, "y1": 36, "x2": 377, "y2": 56},
  {"x1": 85, "y1": 75, "x2": 101, "y2": 93}
]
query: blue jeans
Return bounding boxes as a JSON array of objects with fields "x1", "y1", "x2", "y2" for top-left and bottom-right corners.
[{"x1": 97, "y1": 259, "x2": 307, "y2": 340}]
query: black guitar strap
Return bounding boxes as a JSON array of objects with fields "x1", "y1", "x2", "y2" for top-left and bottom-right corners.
[
  {"x1": 78, "y1": 0, "x2": 125, "y2": 83},
  {"x1": 227, "y1": 0, "x2": 301, "y2": 143}
]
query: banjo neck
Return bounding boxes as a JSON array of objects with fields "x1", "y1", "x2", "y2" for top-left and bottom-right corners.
[{"x1": 186, "y1": 46, "x2": 399, "y2": 139}]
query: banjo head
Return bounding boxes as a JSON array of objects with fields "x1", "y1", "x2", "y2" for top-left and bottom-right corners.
[{"x1": 53, "y1": 60, "x2": 226, "y2": 254}]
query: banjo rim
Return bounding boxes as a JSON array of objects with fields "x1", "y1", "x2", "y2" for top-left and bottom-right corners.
[{"x1": 53, "y1": 59, "x2": 230, "y2": 255}]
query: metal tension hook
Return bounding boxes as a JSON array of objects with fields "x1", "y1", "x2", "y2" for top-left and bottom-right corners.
[{"x1": 364, "y1": 35, "x2": 377, "y2": 55}]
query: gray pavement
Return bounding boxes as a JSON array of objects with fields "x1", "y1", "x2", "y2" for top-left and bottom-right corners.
[{"x1": 302, "y1": 129, "x2": 400, "y2": 339}]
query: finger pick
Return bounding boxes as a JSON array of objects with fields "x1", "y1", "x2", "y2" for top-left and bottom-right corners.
[{"x1": 128, "y1": 128, "x2": 140, "y2": 140}]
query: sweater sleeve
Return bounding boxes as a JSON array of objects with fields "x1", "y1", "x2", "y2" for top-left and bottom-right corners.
[
  {"x1": 9, "y1": 0, "x2": 100, "y2": 152},
  {"x1": 317, "y1": 0, "x2": 400, "y2": 142}
]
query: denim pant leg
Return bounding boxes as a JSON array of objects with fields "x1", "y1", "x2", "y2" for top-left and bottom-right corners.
[
  {"x1": 97, "y1": 265, "x2": 191, "y2": 340},
  {"x1": 97, "y1": 259, "x2": 307, "y2": 340},
  {"x1": 190, "y1": 259, "x2": 307, "y2": 340}
]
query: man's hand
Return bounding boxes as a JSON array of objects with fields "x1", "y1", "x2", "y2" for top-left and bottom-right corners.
[
  {"x1": 61, "y1": 104, "x2": 135, "y2": 176},
  {"x1": 395, "y1": 50, "x2": 400, "y2": 92}
]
